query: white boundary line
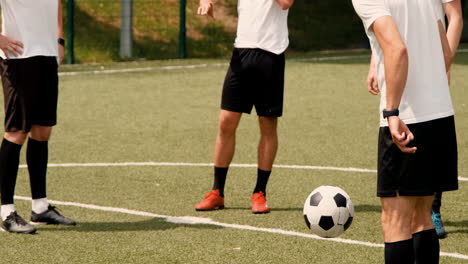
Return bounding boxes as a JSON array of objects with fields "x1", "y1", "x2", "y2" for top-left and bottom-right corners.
[
  {"x1": 13, "y1": 195, "x2": 468, "y2": 260},
  {"x1": 58, "y1": 49, "x2": 468, "y2": 76},
  {"x1": 17, "y1": 162, "x2": 468, "y2": 182},
  {"x1": 58, "y1": 63, "x2": 228, "y2": 76}
]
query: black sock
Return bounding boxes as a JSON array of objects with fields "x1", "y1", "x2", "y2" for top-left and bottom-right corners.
[
  {"x1": 432, "y1": 192, "x2": 442, "y2": 214},
  {"x1": 0, "y1": 138, "x2": 22, "y2": 205},
  {"x1": 413, "y1": 229, "x2": 440, "y2": 264},
  {"x1": 253, "y1": 169, "x2": 271, "y2": 195},
  {"x1": 384, "y1": 238, "x2": 414, "y2": 264},
  {"x1": 212, "y1": 167, "x2": 228, "y2": 197},
  {"x1": 27, "y1": 138, "x2": 48, "y2": 199}
]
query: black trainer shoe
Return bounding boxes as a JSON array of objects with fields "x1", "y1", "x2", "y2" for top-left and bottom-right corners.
[
  {"x1": 1, "y1": 211, "x2": 37, "y2": 234},
  {"x1": 31, "y1": 205, "x2": 76, "y2": 226}
]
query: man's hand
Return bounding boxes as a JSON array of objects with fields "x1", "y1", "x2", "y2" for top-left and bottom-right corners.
[
  {"x1": 58, "y1": 44, "x2": 64, "y2": 65},
  {"x1": 387, "y1": 116, "x2": 417, "y2": 154},
  {"x1": 367, "y1": 56, "x2": 379, "y2": 95},
  {"x1": 198, "y1": 0, "x2": 215, "y2": 19},
  {"x1": 0, "y1": 35, "x2": 23, "y2": 58}
]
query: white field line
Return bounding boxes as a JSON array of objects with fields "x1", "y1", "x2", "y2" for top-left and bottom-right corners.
[
  {"x1": 58, "y1": 54, "x2": 372, "y2": 76},
  {"x1": 59, "y1": 49, "x2": 468, "y2": 77},
  {"x1": 17, "y1": 162, "x2": 468, "y2": 182},
  {"x1": 58, "y1": 63, "x2": 228, "y2": 76},
  {"x1": 13, "y1": 195, "x2": 468, "y2": 260}
]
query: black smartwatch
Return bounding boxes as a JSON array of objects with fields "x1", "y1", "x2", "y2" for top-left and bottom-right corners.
[
  {"x1": 383, "y1": 109, "x2": 399, "y2": 119},
  {"x1": 58, "y1": 38, "x2": 65, "y2": 47}
]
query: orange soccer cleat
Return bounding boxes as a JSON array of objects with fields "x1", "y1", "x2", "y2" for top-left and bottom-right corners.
[
  {"x1": 251, "y1": 191, "x2": 270, "y2": 214},
  {"x1": 195, "y1": 190, "x2": 225, "y2": 211}
]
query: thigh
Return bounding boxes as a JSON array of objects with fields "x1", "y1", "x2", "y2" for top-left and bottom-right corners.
[
  {"x1": 32, "y1": 57, "x2": 58, "y2": 127},
  {"x1": 253, "y1": 51, "x2": 285, "y2": 117},
  {"x1": 221, "y1": 49, "x2": 254, "y2": 114}
]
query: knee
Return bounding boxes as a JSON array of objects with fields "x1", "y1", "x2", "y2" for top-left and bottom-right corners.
[
  {"x1": 218, "y1": 117, "x2": 238, "y2": 136},
  {"x1": 29, "y1": 126, "x2": 52, "y2": 141},
  {"x1": 29, "y1": 133, "x2": 50, "y2": 142},
  {"x1": 4, "y1": 131, "x2": 28, "y2": 145}
]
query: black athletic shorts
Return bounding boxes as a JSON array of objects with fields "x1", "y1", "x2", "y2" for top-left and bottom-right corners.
[
  {"x1": 221, "y1": 48, "x2": 285, "y2": 117},
  {"x1": 0, "y1": 56, "x2": 59, "y2": 132},
  {"x1": 377, "y1": 116, "x2": 458, "y2": 197}
]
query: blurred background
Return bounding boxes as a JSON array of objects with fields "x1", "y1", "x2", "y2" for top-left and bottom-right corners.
[{"x1": 63, "y1": 0, "x2": 468, "y2": 63}]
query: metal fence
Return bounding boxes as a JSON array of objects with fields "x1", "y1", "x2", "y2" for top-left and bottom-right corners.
[{"x1": 64, "y1": 0, "x2": 468, "y2": 64}]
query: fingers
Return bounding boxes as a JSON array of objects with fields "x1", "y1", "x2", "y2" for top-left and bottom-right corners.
[
  {"x1": 197, "y1": 4, "x2": 214, "y2": 19},
  {"x1": 366, "y1": 77, "x2": 379, "y2": 95},
  {"x1": 3, "y1": 39, "x2": 23, "y2": 57},
  {"x1": 392, "y1": 131, "x2": 417, "y2": 154}
]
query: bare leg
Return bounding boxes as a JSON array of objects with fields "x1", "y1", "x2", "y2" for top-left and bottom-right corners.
[
  {"x1": 381, "y1": 195, "x2": 417, "y2": 264},
  {"x1": 381, "y1": 195, "x2": 417, "y2": 242},
  {"x1": 257, "y1": 116, "x2": 278, "y2": 171},
  {"x1": 214, "y1": 110, "x2": 242, "y2": 167}
]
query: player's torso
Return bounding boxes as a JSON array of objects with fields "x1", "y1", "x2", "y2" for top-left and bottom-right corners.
[
  {"x1": 234, "y1": 0, "x2": 289, "y2": 55},
  {"x1": 377, "y1": 0, "x2": 453, "y2": 126},
  {"x1": 1, "y1": 0, "x2": 59, "y2": 59}
]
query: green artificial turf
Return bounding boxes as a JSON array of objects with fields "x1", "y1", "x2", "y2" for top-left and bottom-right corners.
[{"x1": 0, "y1": 52, "x2": 466, "y2": 263}]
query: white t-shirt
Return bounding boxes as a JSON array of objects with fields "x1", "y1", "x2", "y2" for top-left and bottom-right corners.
[
  {"x1": 352, "y1": 0, "x2": 454, "y2": 127},
  {"x1": 0, "y1": 0, "x2": 59, "y2": 59},
  {"x1": 234, "y1": 0, "x2": 289, "y2": 55}
]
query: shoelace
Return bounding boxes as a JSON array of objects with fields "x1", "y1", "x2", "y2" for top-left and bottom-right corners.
[
  {"x1": 10, "y1": 212, "x2": 28, "y2": 225},
  {"x1": 48, "y1": 206, "x2": 63, "y2": 216}
]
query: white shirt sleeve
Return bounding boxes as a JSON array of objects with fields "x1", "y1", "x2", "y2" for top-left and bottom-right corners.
[
  {"x1": 441, "y1": 0, "x2": 453, "y2": 3},
  {"x1": 352, "y1": 0, "x2": 391, "y2": 35}
]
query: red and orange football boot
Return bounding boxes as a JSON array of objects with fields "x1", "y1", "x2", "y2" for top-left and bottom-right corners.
[
  {"x1": 195, "y1": 190, "x2": 225, "y2": 211},
  {"x1": 251, "y1": 191, "x2": 270, "y2": 214}
]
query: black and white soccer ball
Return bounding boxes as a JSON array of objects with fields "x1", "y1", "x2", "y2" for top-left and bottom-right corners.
[{"x1": 303, "y1": 185, "x2": 354, "y2": 238}]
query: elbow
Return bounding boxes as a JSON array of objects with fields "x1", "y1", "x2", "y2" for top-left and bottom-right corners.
[
  {"x1": 391, "y1": 45, "x2": 408, "y2": 61},
  {"x1": 277, "y1": 1, "x2": 293, "y2": 10}
]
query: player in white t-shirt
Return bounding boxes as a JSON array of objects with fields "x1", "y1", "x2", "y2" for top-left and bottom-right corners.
[
  {"x1": 365, "y1": 0, "x2": 463, "y2": 241},
  {"x1": 352, "y1": 0, "x2": 461, "y2": 263},
  {"x1": 0, "y1": 0, "x2": 76, "y2": 234},
  {"x1": 195, "y1": 0, "x2": 294, "y2": 214},
  {"x1": 430, "y1": 0, "x2": 464, "y2": 240}
]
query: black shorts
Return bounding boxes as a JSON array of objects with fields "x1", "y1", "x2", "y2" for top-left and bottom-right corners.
[
  {"x1": 221, "y1": 48, "x2": 285, "y2": 117},
  {"x1": 377, "y1": 116, "x2": 458, "y2": 197},
  {"x1": 0, "y1": 56, "x2": 58, "y2": 132}
]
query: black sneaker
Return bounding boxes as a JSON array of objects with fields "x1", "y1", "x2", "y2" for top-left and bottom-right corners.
[
  {"x1": 1, "y1": 211, "x2": 37, "y2": 234},
  {"x1": 31, "y1": 205, "x2": 76, "y2": 226}
]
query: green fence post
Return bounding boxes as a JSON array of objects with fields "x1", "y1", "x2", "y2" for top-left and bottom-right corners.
[
  {"x1": 66, "y1": 0, "x2": 75, "y2": 64},
  {"x1": 179, "y1": 0, "x2": 187, "y2": 59},
  {"x1": 120, "y1": 0, "x2": 133, "y2": 59}
]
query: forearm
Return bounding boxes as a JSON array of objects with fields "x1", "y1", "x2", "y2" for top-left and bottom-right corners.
[
  {"x1": 439, "y1": 20, "x2": 452, "y2": 72},
  {"x1": 446, "y1": 16, "x2": 463, "y2": 59},
  {"x1": 275, "y1": 0, "x2": 294, "y2": 10},
  {"x1": 384, "y1": 46, "x2": 408, "y2": 110},
  {"x1": 58, "y1": 0, "x2": 63, "y2": 38}
]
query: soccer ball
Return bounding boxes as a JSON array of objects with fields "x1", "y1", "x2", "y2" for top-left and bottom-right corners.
[{"x1": 303, "y1": 185, "x2": 354, "y2": 238}]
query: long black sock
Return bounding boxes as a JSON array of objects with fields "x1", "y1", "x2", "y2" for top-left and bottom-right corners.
[
  {"x1": 432, "y1": 192, "x2": 442, "y2": 213},
  {"x1": 413, "y1": 229, "x2": 440, "y2": 264},
  {"x1": 384, "y1": 238, "x2": 414, "y2": 264},
  {"x1": 0, "y1": 138, "x2": 22, "y2": 205},
  {"x1": 253, "y1": 169, "x2": 271, "y2": 195},
  {"x1": 27, "y1": 138, "x2": 48, "y2": 199},
  {"x1": 212, "y1": 167, "x2": 228, "y2": 197}
]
